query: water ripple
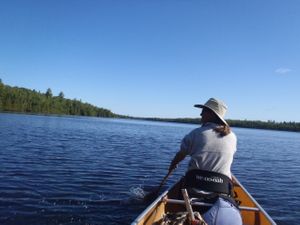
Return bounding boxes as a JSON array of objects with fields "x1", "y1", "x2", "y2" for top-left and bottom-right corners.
[{"x1": 0, "y1": 114, "x2": 299, "y2": 225}]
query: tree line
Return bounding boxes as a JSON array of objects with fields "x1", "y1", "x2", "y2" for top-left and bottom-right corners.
[
  {"x1": 1, "y1": 79, "x2": 299, "y2": 132},
  {"x1": 140, "y1": 117, "x2": 300, "y2": 132},
  {"x1": 0, "y1": 79, "x2": 116, "y2": 117}
]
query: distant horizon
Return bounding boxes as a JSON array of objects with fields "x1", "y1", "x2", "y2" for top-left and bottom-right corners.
[
  {"x1": 1, "y1": 79, "x2": 300, "y2": 123},
  {"x1": 1, "y1": 1, "x2": 300, "y2": 122}
]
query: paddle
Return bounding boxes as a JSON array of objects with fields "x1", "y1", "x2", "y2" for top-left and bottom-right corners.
[{"x1": 144, "y1": 169, "x2": 173, "y2": 202}]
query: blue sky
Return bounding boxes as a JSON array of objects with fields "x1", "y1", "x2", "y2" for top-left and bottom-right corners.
[{"x1": 0, "y1": 0, "x2": 299, "y2": 122}]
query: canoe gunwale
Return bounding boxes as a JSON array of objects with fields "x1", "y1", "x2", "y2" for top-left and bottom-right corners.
[
  {"x1": 232, "y1": 175, "x2": 276, "y2": 225},
  {"x1": 131, "y1": 190, "x2": 169, "y2": 225}
]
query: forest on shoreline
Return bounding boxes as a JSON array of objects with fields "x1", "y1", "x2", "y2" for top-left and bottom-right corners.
[
  {"x1": 1, "y1": 79, "x2": 299, "y2": 132},
  {"x1": 140, "y1": 117, "x2": 300, "y2": 132},
  {"x1": 0, "y1": 79, "x2": 116, "y2": 118}
]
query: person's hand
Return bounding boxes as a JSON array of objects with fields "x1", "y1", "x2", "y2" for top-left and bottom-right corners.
[{"x1": 168, "y1": 150, "x2": 186, "y2": 172}]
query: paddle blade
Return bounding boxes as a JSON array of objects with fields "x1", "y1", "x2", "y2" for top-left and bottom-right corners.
[
  {"x1": 144, "y1": 170, "x2": 172, "y2": 203},
  {"x1": 143, "y1": 188, "x2": 160, "y2": 203}
]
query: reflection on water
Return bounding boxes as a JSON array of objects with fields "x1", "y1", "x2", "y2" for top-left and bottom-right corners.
[{"x1": 0, "y1": 113, "x2": 299, "y2": 225}]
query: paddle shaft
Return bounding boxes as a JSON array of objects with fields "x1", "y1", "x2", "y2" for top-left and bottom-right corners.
[
  {"x1": 156, "y1": 169, "x2": 172, "y2": 192},
  {"x1": 144, "y1": 169, "x2": 174, "y2": 202}
]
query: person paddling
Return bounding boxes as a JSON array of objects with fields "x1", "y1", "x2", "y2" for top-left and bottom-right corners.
[{"x1": 168, "y1": 98, "x2": 242, "y2": 225}]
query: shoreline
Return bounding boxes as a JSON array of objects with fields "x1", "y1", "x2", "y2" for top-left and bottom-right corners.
[{"x1": 1, "y1": 111, "x2": 299, "y2": 133}]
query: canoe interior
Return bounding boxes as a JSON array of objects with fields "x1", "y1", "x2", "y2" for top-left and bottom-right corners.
[{"x1": 132, "y1": 175, "x2": 275, "y2": 225}]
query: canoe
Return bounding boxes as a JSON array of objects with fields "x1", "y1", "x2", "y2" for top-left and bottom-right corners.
[{"x1": 132, "y1": 175, "x2": 276, "y2": 225}]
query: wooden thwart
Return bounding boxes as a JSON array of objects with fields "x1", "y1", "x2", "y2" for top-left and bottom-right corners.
[{"x1": 167, "y1": 198, "x2": 260, "y2": 212}]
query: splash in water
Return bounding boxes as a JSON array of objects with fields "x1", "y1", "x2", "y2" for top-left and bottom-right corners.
[{"x1": 129, "y1": 186, "x2": 146, "y2": 199}]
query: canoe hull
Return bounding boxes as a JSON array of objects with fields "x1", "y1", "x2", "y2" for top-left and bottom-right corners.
[{"x1": 132, "y1": 175, "x2": 276, "y2": 225}]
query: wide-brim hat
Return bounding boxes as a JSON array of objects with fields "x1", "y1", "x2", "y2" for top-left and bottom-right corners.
[{"x1": 194, "y1": 98, "x2": 228, "y2": 126}]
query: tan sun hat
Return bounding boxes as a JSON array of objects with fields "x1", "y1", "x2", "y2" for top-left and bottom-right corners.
[{"x1": 194, "y1": 98, "x2": 228, "y2": 126}]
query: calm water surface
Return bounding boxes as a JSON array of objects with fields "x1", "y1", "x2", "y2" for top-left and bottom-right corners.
[{"x1": 0, "y1": 113, "x2": 299, "y2": 225}]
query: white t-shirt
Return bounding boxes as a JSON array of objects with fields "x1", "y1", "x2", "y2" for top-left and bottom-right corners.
[{"x1": 180, "y1": 122, "x2": 237, "y2": 178}]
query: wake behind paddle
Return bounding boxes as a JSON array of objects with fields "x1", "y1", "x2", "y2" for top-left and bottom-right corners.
[{"x1": 144, "y1": 169, "x2": 173, "y2": 203}]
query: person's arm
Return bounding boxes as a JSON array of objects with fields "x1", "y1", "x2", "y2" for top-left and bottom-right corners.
[
  {"x1": 168, "y1": 150, "x2": 187, "y2": 172},
  {"x1": 169, "y1": 130, "x2": 193, "y2": 172}
]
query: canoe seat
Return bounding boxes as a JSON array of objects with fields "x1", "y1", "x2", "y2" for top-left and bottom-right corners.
[{"x1": 184, "y1": 169, "x2": 233, "y2": 196}]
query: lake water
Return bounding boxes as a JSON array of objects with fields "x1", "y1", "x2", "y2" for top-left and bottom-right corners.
[{"x1": 0, "y1": 113, "x2": 299, "y2": 225}]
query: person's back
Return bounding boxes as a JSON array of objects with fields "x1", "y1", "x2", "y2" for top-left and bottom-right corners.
[
  {"x1": 168, "y1": 98, "x2": 242, "y2": 225},
  {"x1": 182, "y1": 122, "x2": 237, "y2": 178}
]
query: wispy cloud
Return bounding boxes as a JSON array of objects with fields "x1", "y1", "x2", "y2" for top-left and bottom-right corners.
[{"x1": 275, "y1": 68, "x2": 292, "y2": 74}]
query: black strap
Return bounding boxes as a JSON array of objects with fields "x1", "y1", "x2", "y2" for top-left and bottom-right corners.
[{"x1": 184, "y1": 169, "x2": 233, "y2": 195}]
